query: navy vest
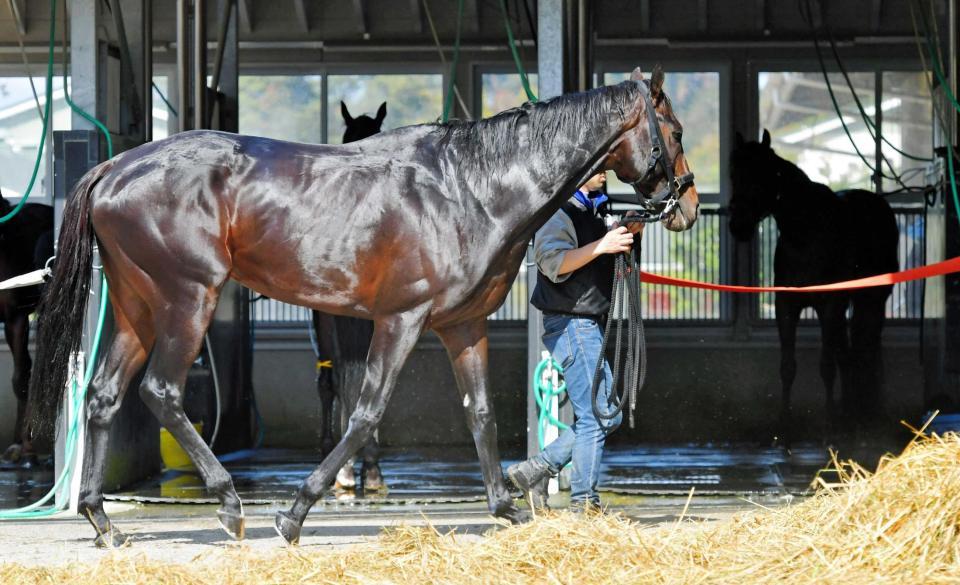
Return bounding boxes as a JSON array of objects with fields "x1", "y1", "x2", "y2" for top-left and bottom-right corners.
[{"x1": 531, "y1": 201, "x2": 614, "y2": 317}]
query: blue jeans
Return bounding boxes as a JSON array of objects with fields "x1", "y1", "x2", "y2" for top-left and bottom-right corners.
[{"x1": 535, "y1": 313, "x2": 622, "y2": 505}]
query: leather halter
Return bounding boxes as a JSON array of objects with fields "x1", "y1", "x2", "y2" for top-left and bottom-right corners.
[{"x1": 627, "y1": 83, "x2": 696, "y2": 222}]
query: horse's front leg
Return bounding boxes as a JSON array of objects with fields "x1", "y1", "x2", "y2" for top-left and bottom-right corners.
[
  {"x1": 2, "y1": 313, "x2": 32, "y2": 464},
  {"x1": 435, "y1": 319, "x2": 529, "y2": 524},
  {"x1": 276, "y1": 304, "x2": 431, "y2": 544},
  {"x1": 815, "y1": 298, "x2": 848, "y2": 429},
  {"x1": 774, "y1": 296, "x2": 802, "y2": 446}
]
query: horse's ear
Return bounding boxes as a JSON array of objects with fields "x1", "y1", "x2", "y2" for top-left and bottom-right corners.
[
  {"x1": 761, "y1": 128, "x2": 771, "y2": 148},
  {"x1": 651, "y1": 64, "x2": 665, "y2": 99},
  {"x1": 341, "y1": 101, "x2": 353, "y2": 123},
  {"x1": 629, "y1": 67, "x2": 644, "y2": 82},
  {"x1": 735, "y1": 131, "x2": 745, "y2": 147},
  {"x1": 375, "y1": 102, "x2": 387, "y2": 124}
]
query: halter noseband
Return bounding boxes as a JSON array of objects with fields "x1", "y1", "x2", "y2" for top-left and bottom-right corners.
[{"x1": 627, "y1": 84, "x2": 696, "y2": 222}]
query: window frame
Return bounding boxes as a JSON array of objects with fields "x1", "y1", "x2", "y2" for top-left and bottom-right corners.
[{"x1": 747, "y1": 58, "x2": 932, "y2": 326}]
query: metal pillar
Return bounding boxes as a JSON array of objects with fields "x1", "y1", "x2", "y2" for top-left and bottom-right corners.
[
  {"x1": 143, "y1": 0, "x2": 153, "y2": 141},
  {"x1": 193, "y1": 0, "x2": 207, "y2": 129},
  {"x1": 924, "y1": 0, "x2": 960, "y2": 408},
  {"x1": 528, "y1": 0, "x2": 564, "y2": 463},
  {"x1": 177, "y1": 0, "x2": 190, "y2": 131}
]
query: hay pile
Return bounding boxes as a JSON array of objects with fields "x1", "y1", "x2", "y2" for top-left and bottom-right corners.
[{"x1": 4, "y1": 432, "x2": 960, "y2": 584}]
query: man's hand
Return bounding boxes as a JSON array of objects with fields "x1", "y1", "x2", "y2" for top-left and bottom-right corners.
[
  {"x1": 596, "y1": 226, "x2": 634, "y2": 255},
  {"x1": 617, "y1": 211, "x2": 646, "y2": 235}
]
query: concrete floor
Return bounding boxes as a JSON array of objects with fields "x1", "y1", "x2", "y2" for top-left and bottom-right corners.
[
  {"x1": 0, "y1": 493, "x2": 795, "y2": 567},
  {"x1": 0, "y1": 440, "x2": 895, "y2": 567}
]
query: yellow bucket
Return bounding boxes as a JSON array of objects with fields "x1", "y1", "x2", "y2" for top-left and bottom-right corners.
[{"x1": 159, "y1": 422, "x2": 203, "y2": 470}]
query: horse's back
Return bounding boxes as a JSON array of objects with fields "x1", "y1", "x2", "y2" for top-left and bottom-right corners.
[{"x1": 837, "y1": 189, "x2": 899, "y2": 277}]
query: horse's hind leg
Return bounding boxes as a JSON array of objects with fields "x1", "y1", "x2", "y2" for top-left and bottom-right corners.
[
  {"x1": 2, "y1": 313, "x2": 32, "y2": 464},
  {"x1": 436, "y1": 320, "x2": 526, "y2": 523},
  {"x1": 360, "y1": 433, "x2": 383, "y2": 491},
  {"x1": 850, "y1": 289, "x2": 889, "y2": 423},
  {"x1": 138, "y1": 283, "x2": 244, "y2": 539},
  {"x1": 312, "y1": 311, "x2": 336, "y2": 458},
  {"x1": 276, "y1": 305, "x2": 430, "y2": 544},
  {"x1": 78, "y1": 290, "x2": 151, "y2": 548}
]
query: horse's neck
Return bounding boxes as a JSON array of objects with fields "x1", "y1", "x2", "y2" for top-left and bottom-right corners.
[
  {"x1": 501, "y1": 123, "x2": 625, "y2": 241},
  {"x1": 770, "y1": 159, "x2": 833, "y2": 235}
]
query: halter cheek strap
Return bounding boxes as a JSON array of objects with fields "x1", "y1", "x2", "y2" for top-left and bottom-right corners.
[{"x1": 627, "y1": 84, "x2": 696, "y2": 222}]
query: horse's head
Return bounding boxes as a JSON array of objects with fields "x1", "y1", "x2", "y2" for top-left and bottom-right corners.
[
  {"x1": 341, "y1": 101, "x2": 387, "y2": 144},
  {"x1": 728, "y1": 129, "x2": 780, "y2": 242},
  {"x1": 606, "y1": 66, "x2": 699, "y2": 232}
]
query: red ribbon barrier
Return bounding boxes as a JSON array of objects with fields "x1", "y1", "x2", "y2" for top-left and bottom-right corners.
[{"x1": 639, "y1": 256, "x2": 960, "y2": 293}]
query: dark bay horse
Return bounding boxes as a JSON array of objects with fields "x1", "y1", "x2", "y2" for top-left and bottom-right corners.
[
  {"x1": 729, "y1": 130, "x2": 898, "y2": 436},
  {"x1": 315, "y1": 100, "x2": 386, "y2": 492},
  {"x1": 30, "y1": 67, "x2": 698, "y2": 547},
  {"x1": 0, "y1": 198, "x2": 53, "y2": 466}
]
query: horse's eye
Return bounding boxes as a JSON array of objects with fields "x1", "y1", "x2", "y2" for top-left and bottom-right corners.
[{"x1": 672, "y1": 131, "x2": 683, "y2": 142}]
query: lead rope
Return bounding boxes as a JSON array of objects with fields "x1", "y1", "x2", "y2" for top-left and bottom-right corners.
[{"x1": 591, "y1": 239, "x2": 647, "y2": 429}]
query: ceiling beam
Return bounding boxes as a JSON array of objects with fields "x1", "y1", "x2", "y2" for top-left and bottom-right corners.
[
  {"x1": 463, "y1": 0, "x2": 478, "y2": 33},
  {"x1": 755, "y1": 0, "x2": 765, "y2": 31},
  {"x1": 871, "y1": 0, "x2": 883, "y2": 31},
  {"x1": 409, "y1": 0, "x2": 422, "y2": 34},
  {"x1": 639, "y1": 0, "x2": 650, "y2": 32},
  {"x1": 351, "y1": 0, "x2": 368, "y2": 37},
  {"x1": 237, "y1": 0, "x2": 252, "y2": 34},
  {"x1": 9, "y1": 0, "x2": 26, "y2": 35},
  {"x1": 293, "y1": 0, "x2": 308, "y2": 32}
]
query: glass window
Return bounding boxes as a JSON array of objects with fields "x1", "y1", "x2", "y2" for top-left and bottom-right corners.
[
  {"x1": 0, "y1": 76, "x2": 70, "y2": 200},
  {"x1": 239, "y1": 75, "x2": 322, "y2": 143},
  {"x1": 881, "y1": 72, "x2": 933, "y2": 191},
  {"x1": 326, "y1": 74, "x2": 442, "y2": 144},
  {"x1": 480, "y1": 72, "x2": 538, "y2": 118},
  {"x1": 604, "y1": 71, "x2": 721, "y2": 195},
  {"x1": 755, "y1": 70, "x2": 931, "y2": 320},
  {"x1": 759, "y1": 71, "x2": 878, "y2": 191},
  {"x1": 151, "y1": 76, "x2": 172, "y2": 140}
]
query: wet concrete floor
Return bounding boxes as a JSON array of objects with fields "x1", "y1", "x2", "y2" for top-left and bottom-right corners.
[
  {"x1": 2, "y1": 440, "x2": 892, "y2": 511},
  {"x1": 0, "y1": 440, "x2": 907, "y2": 566},
  {"x1": 107, "y1": 442, "x2": 834, "y2": 505}
]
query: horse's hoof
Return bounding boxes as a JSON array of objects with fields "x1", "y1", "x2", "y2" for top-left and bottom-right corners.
[
  {"x1": 496, "y1": 505, "x2": 532, "y2": 525},
  {"x1": 335, "y1": 466, "x2": 356, "y2": 490},
  {"x1": 1, "y1": 443, "x2": 22, "y2": 464},
  {"x1": 363, "y1": 466, "x2": 385, "y2": 492},
  {"x1": 94, "y1": 528, "x2": 130, "y2": 549},
  {"x1": 274, "y1": 511, "x2": 301, "y2": 545},
  {"x1": 217, "y1": 508, "x2": 246, "y2": 540}
]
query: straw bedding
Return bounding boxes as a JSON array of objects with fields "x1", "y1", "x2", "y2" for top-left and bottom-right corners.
[{"x1": 3, "y1": 432, "x2": 959, "y2": 584}]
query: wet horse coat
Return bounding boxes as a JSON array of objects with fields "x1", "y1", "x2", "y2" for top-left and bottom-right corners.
[
  {"x1": 314, "y1": 100, "x2": 387, "y2": 492},
  {"x1": 30, "y1": 69, "x2": 698, "y2": 546}
]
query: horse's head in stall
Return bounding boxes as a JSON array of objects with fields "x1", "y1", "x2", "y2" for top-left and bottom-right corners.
[
  {"x1": 728, "y1": 128, "x2": 779, "y2": 242},
  {"x1": 606, "y1": 66, "x2": 700, "y2": 232}
]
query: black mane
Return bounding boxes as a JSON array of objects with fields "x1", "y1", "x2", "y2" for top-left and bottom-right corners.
[{"x1": 438, "y1": 81, "x2": 642, "y2": 176}]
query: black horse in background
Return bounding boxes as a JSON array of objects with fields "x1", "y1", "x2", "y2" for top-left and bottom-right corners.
[
  {"x1": 729, "y1": 130, "x2": 899, "y2": 437},
  {"x1": 314, "y1": 101, "x2": 386, "y2": 492},
  {"x1": 0, "y1": 197, "x2": 53, "y2": 466}
]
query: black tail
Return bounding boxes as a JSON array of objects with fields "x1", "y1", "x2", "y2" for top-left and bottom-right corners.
[{"x1": 27, "y1": 160, "x2": 114, "y2": 439}]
